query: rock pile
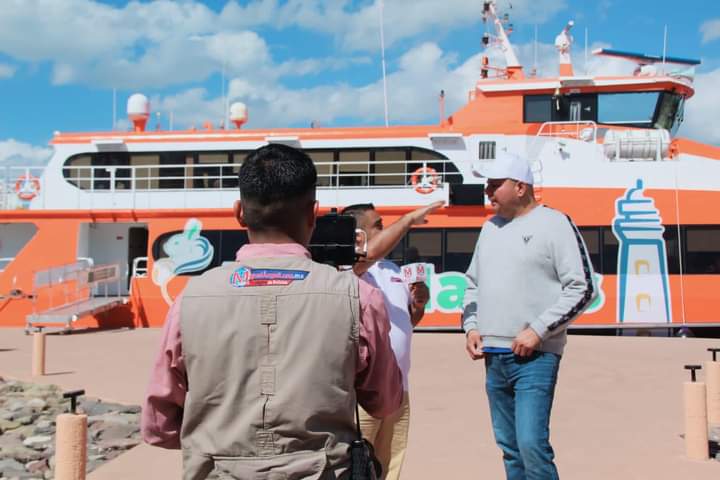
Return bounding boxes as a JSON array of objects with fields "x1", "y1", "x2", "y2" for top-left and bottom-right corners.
[{"x1": 0, "y1": 377, "x2": 141, "y2": 479}]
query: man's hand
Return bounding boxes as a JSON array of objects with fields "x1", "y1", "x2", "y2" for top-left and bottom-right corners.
[
  {"x1": 406, "y1": 200, "x2": 444, "y2": 226},
  {"x1": 465, "y1": 330, "x2": 484, "y2": 360},
  {"x1": 511, "y1": 328, "x2": 541, "y2": 357}
]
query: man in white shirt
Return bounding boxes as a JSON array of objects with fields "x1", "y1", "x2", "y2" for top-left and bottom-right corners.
[{"x1": 342, "y1": 201, "x2": 442, "y2": 480}]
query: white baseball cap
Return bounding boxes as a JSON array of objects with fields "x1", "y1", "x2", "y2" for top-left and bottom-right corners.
[{"x1": 476, "y1": 150, "x2": 534, "y2": 184}]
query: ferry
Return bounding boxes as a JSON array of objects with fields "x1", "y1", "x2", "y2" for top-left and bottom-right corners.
[{"x1": 1, "y1": 1, "x2": 719, "y2": 333}]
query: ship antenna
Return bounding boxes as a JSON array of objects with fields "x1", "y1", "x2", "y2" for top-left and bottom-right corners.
[
  {"x1": 379, "y1": 0, "x2": 389, "y2": 127},
  {"x1": 482, "y1": 1, "x2": 523, "y2": 79},
  {"x1": 662, "y1": 24, "x2": 668, "y2": 75},
  {"x1": 584, "y1": 27, "x2": 589, "y2": 75},
  {"x1": 532, "y1": 24, "x2": 538, "y2": 77}
]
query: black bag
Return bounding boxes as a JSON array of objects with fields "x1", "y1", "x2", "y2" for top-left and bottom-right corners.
[{"x1": 349, "y1": 403, "x2": 382, "y2": 480}]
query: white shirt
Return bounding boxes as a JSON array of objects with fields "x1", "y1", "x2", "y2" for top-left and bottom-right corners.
[{"x1": 363, "y1": 260, "x2": 413, "y2": 391}]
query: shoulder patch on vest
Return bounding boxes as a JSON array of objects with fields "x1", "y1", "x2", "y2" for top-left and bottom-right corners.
[{"x1": 229, "y1": 266, "x2": 309, "y2": 287}]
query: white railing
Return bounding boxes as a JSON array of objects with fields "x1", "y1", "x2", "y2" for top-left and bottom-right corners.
[
  {"x1": 59, "y1": 159, "x2": 456, "y2": 193},
  {"x1": 536, "y1": 121, "x2": 598, "y2": 143},
  {"x1": 131, "y1": 256, "x2": 148, "y2": 278}
]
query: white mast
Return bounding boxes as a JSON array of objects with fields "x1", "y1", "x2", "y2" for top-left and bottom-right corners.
[
  {"x1": 555, "y1": 20, "x2": 575, "y2": 76},
  {"x1": 379, "y1": 0, "x2": 389, "y2": 127},
  {"x1": 482, "y1": 1, "x2": 521, "y2": 69}
]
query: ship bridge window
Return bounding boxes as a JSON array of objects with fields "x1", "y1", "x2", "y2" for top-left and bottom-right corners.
[
  {"x1": 654, "y1": 92, "x2": 684, "y2": 135},
  {"x1": 524, "y1": 94, "x2": 597, "y2": 123},
  {"x1": 598, "y1": 92, "x2": 660, "y2": 128},
  {"x1": 195, "y1": 153, "x2": 230, "y2": 189}
]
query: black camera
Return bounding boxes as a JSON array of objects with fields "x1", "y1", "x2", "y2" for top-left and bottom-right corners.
[{"x1": 308, "y1": 210, "x2": 359, "y2": 267}]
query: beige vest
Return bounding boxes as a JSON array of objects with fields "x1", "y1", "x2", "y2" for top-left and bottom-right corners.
[{"x1": 180, "y1": 256, "x2": 360, "y2": 480}]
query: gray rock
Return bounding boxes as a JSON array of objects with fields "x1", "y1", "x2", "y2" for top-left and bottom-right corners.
[
  {"x1": 25, "y1": 399, "x2": 46, "y2": 411},
  {"x1": 98, "y1": 423, "x2": 139, "y2": 441},
  {"x1": 21, "y1": 437, "x2": 52, "y2": 450},
  {"x1": 25, "y1": 459, "x2": 48, "y2": 474},
  {"x1": 0, "y1": 420, "x2": 20, "y2": 433},
  {"x1": 0, "y1": 445, "x2": 45, "y2": 462},
  {"x1": 96, "y1": 437, "x2": 140, "y2": 450},
  {"x1": 0, "y1": 458, "x2": 25, "y2": 474}
]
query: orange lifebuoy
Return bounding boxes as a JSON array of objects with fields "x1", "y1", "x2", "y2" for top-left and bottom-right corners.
[
  {"x1": 410, "y1": 167, "x2": 440, "y2": 194},
  {"x1": 14, "y1": 174, "x2": 41, "y2": 201}
]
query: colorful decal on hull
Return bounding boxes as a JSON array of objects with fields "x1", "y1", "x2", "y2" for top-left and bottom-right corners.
[
  {"x1": 151, "y1": 218, "x2": 215, "y2": 305},
  {"x1": 612, "y1": 179, "x2": 672, "y2": 323}
]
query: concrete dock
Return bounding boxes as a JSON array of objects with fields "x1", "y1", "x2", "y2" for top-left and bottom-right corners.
[{"x1": 1, "y1": 328, "x2": 719, "y2": 479}]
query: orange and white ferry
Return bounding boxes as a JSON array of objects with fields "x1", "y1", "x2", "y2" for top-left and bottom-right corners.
[{"x1": 2, "y1": 2, "x2": 719, "y2": 333}]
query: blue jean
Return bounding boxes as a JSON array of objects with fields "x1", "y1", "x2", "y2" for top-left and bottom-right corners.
[{"x1": 485, "y1": 351, "x2": 561, "y2": 480}]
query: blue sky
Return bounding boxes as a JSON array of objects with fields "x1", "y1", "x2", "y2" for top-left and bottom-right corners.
[{"x1": 0, "y1": 0, "x2": 718, "y2": 165}]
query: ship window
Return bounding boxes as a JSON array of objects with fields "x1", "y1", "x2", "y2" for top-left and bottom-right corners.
[
  {"x1": 130, "y1": 154, "x2": 160, "y2": 190},
  {"x1": 338, "y1": 150, "x2": 370, "y2": 187},
  {"x1": 524, "y1": 95, "x2": 553, "y2": 123},
  {"x1": 655, "y1": 92, "x2": 684, "y2": 135},
  {"x1": 374, "y1": 149, "x2": 407, "y2": 186},
  {"x1": 64, "y1": 155, "x2": 92, "y2": 189},
  {"x1": 159, "y1": 152, "x2": 192, "y2": 189},
  {"x1": 478, "y1": 141, "x2": 496, "y2": 160},
  {"x1": 578, "y1": 227, "x2": 601, "y2": 273},
  {"x1": 598, "y1": 92, "x2": 660, "y2": 127},
  {"x1": 307, "y1": 151, "x2": 335, "y2": 187},
  {"x1": 445, "y1": 229, "x2": 479, "y2": 273},
  {"x1": 685, "y1": 227, "x2": 720, "y2": 274},
  {"x1": 601, "y1": 228, "x2": 619, "y2": 274},
  {"x1": 195, "y1": 153, "x2": 229, "y2": 189},
  {"x1": 407, "y1": 230, "x2": 442, "y2": 274}
]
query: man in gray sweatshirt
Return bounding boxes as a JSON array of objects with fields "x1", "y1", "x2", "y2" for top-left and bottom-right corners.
[{"x1": 462, "y1": 151, "x2": 596, "y2": 480}]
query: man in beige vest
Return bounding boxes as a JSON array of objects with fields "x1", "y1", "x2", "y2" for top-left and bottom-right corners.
[{"x1": 142, "y1": 144, "x2": 403, "y2": 480}]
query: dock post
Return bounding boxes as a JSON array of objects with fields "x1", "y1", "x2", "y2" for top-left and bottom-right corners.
[
  {"x1": 32, "y1": 326, "x2": 46, "y2": 376},
  {"x1": 683, "y1": 364, "x2": 709, "y2": 460},
  {"x1": 55, "y1": 390, "x2": 87, "y2": 480},
  {"x1": 705, "y1": 348, "x2": 720, "y2": 440}
]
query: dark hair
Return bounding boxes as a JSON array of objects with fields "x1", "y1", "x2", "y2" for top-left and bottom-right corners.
[
  {"x1": 340, "y1": 203, "x2": 375, "y2": 220},
  {"x1": 238, "y1": 144, "x2": 317, "y2": 231}
]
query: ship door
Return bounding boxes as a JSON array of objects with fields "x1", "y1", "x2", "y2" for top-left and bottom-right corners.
[
  {"x1": 77, "y1": 222, "x2": 148, "y2": 296},
  {"x1": 128, "y1": 227, "x2": 149, "y2": 288}
]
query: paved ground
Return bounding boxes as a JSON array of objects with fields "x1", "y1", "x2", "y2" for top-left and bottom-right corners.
[{"x1": 1, "y1": 328, "x2": 719, "y2": 479}]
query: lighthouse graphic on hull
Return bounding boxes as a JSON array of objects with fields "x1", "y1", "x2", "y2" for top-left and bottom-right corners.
[{"x1": 612, "y1": 179, "x2": 672, "y2": 323}]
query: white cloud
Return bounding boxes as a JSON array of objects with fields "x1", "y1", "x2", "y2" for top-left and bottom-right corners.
[
  {"x1": 700, "y1": 19, "x2": 720, "y2": 44},
  {"x1": 0, "y1": 0, "x2": 567, "y2": 90},
  {"x1": 0, "y1": 63, "x2": 16, "y2": 78},
  {"x1": 679, "y1": 68, "x2": 720, "y2": 145},
  {"x1": 0, "y1": 139, "x2": 53, "y2": 166}
]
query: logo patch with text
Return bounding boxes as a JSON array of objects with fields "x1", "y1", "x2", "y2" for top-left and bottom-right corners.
[{"x1": 230, "y1": 267, "x2": 309, "y2": 287}]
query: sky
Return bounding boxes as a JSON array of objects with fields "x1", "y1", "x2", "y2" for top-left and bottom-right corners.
[{"x1": 0, "y1": 0, "x2": 719, "y2": 166}]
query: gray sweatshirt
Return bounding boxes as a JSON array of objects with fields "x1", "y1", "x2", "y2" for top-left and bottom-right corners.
[{"x1": 461, "y1": 205, "x2": 597, "y2": 355}]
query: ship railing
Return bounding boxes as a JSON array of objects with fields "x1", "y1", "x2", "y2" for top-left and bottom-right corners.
[
  {"x1": 25, "y1": 260, "x2": 128, "y2": 333},
  {"x1": 1, "y1": 165, "x2": 47, "y2": 209},
  {"x1": 536, "y1": 121, "x2": 598, "y2": 143},
  {"x1": 60, "y1": 158, "x2": 454, "y2": 193}
]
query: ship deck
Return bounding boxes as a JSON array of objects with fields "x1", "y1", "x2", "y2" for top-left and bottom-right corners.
[{"x1": 1, "y1": 328, "x2": 719, "y2": 479}]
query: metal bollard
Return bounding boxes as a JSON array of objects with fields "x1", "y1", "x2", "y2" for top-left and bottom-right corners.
[
  {"x1": 706, "y1": 348, "x2": 720, "y2": 430},
  {"x1": 32, "y1": 326, "x2": 46, "y2": 376},
  {"x1": 55, "y1": 390, "x2": 88, "y2": 480},
  {"x1": 683, "y1": 365, "x2": 709, "y2": 460}
]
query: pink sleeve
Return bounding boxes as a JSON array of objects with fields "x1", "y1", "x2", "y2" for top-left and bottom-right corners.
[
  {"x1": 355, "y1": 279, "x2": 403, "y2": 418},
  {"x1": 141, "y1": 295, "x2": 187, "y2": 449}
]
